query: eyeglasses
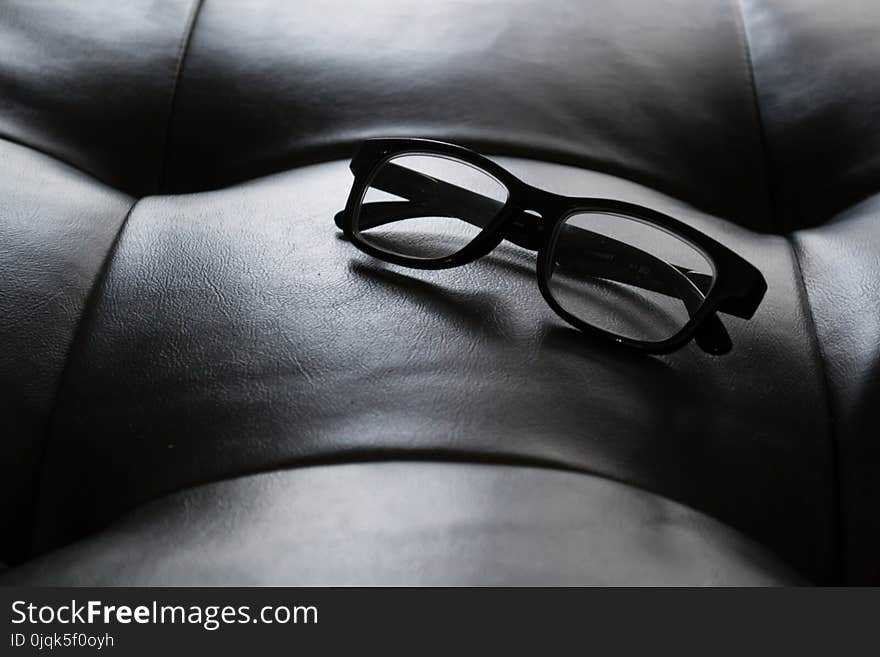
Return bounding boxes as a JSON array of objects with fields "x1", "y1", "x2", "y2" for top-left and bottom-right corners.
[{"x1": 335, "y1": 138, "x2": 767, "y2": 355}]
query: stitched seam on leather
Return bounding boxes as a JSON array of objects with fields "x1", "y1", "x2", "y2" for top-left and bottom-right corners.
[
  {"x1": 27, "y1": 197, "x2": 143, "y2": 558},
  {"x1": 730, "y1": 0, "x2": 781, "y2": 234},
  {"x1": 734, "y1": 1, "x2": 838, "y2": 580},
  {"x1": 786, "y1": 233, "x2": 844, "y2": 583},
  {"x1": 157, "y1": 0, "x2": 205, "y2": 192}
]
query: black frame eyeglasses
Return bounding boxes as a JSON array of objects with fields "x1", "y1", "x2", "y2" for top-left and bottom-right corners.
[{"x1": 335, "y1": 138, "x2": 767, "y2": 355}]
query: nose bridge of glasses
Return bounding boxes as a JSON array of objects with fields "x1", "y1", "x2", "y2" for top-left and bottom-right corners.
[{"x1": 502, "y1": 207, "x2": 545, "y2": 251}]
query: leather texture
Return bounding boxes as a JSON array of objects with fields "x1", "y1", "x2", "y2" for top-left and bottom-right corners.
[
  {"x1": 742, "y1": 0, "x2": 880, "y2": 230},
  {"x1": 28, "y1": 160, "x2": 835, "y2": 582},
  {"x1": 4, "y1": 463, "x2": 804, "y2": 586},
  {"x1": 0, "y1": 0, "x2": 198, "y2": 196},
  {"x1": 741, "y1": 0, "x2": 880, "y2": 582},
  {"x1": 0, "y1": 0, "x2": 877, "y2": 585},
  {"x1": 793, "y1": 193, "x2": 880, "y2": 583},
  {"x1": 0, "y1": 140, "x2": 132, "y2": 563},
  {"x1": 163, "y1": 0, "x2": 775, "y2": 231}
]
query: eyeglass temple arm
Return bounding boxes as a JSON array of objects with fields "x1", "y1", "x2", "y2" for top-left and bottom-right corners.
[
  {"x1": 338, "y1": 165, "x2": 719, "y2": 296},
  {"x1": 335, "y1": 164, "x2": 732, "y2": 353},
  {"x1": 338, "y1": 163, "x2": 711, "y2": 287}
]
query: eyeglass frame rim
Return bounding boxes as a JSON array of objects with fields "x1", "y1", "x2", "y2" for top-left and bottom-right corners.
[{"x1": 337, "y1": 137, "x2": 767, "y2": 355}]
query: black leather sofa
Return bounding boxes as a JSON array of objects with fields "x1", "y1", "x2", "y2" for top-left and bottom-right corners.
[{"x1": 1, "y1": 0, "x2": 877, "y2": 585}]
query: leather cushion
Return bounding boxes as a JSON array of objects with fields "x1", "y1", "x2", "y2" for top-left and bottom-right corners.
[
  {"x1": 0, "y1": 139, "x2": 132, "y2": 562},
  {"x1": 742, "y1": 0, "x2": 880, "y2": 229},
  {"x1": 0, "y1": 0, "x2": 197, "y2": 195},
  {"x1": 6, "y1": 462, "x2": 805, "y2": 586},
  {"x1": 163, "y1": 0, "x2": 775, "y2": 230},
  {"x1": 793, "y1": 192, "x2": 880, "y2": 583},
  {"x1": 33, "y1": 158, "x2": 836, "y2": 581}
]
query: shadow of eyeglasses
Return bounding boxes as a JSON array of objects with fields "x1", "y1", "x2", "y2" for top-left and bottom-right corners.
[
  {"x1": 348, "y1": 260, "x2": 518, "y2": 340},
  {"x1": 347, "y1": 253, "x2": 674, "y2": 378}
]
